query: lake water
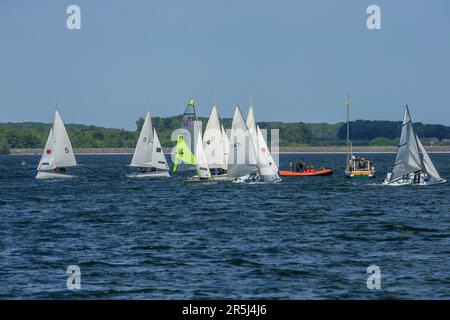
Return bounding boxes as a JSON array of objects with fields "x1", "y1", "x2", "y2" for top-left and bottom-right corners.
[{"x1": 0, "y1": 153, "x2": 449, "y2": 299}]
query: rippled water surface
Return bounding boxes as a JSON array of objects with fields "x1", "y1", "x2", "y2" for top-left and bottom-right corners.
[{"x1": 0, "y1": 153, "x2": 449, "y2": 299}]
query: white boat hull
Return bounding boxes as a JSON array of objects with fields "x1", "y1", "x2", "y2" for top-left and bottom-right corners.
[
  {"x1": 187, "y1": 175, "x2": 213, "y2": 182},
  {"x1": 126, "y1": 171, "x2": 170, "y2": 178},
  {"x1": 188, "y1": 173, "x2": 232, "y2": 182},
  {"x1": 232, "y1": 173, "x2": 281, "y2": 184},
  {"x1": 36, "y1": 171, "x2": 76, "y2": 180},
  {"x1": 382, "y1": 173, "x2": 446, "y2": 186},
  {"x1": 212, "y1": 174, "x2": 232, "y2": 181}
]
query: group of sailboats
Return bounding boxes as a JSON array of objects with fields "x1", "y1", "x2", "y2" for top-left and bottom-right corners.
[
  {"x1": 173, "y1": 98, "x2": 280, "y2": 183},
  {"x1": 35, "y1": 99, "x2": 444, "y2": 187},
  {"x1": 227, "y1": 105, "x2": 280, "y2": 183}
]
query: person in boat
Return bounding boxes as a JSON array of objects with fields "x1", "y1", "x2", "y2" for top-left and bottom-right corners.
[
  {"x1": 54, "y1": 167, "x2": 66, "y2": 174},
  {"x1": 413, "y1": 172, "x2": 422, "y2": 184},
  {"x1": 247, "y1": 171, "x2": 261, "y2": 182},
  {"x1": 296, "y1": 161, "x2": 304, "y2": 172}
]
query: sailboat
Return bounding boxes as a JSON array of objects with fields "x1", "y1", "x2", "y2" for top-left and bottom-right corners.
[
  {"x1": 256, "y1": 124, "x2": 280, "y2": 181},
  {"x1": 222, "y1": 125, "x2": 229, "y2": 169},
  {"x1": 193, "y1": 125, "x2": 212, "y2": 180},
  {"x1": 177, "y1": 98, "x2": 198, "y2": 171},
  {"x1": 228, "y1": 106, "x2": 257, "y2": 181},
  {"x1": 245, "y1": 103, "x2": 280, "y2": 182},
  {"x1": 36, "y1": 110, "x2": 77, "y2": 179},
  {"x1": 173, "y1": 127, "x2": 212, "y2": 181},
  {"x1": 228, "y1": 105, "x2": 279, "y2": 183},
  {"x1": 344, "y1": 94, "x2": 375, "y2": 179},
  {"x1": 127, "y1": 112, "x2": 170, "y2": 178},
  {"x1": 203, "y1": 105, "x2": 228, "y2": 179},
  {"x1": 382, "y1": 105, "x2": 446, "y2": 186}
]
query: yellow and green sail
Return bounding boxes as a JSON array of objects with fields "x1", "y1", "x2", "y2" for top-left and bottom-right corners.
[{"x1": 173, "y1": 135, "x2": 196, "y2": 172}]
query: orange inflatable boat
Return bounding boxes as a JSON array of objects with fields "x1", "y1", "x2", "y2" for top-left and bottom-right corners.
[{"x1": 279, "y1": 168, "x2": 333, "y2": 177}]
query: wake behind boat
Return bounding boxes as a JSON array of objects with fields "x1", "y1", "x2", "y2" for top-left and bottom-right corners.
[
  {"x1": 382, "y1": 105, "x2": 446, "y2": 186},
  {"x1": 36, "y1": 109, "x2": 77, "y2": 180},
  {"x1": 127, "y1": 112, "x2": 170, "y2": 178}
]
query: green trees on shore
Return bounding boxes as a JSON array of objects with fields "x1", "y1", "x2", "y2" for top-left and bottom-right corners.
[{"x1": 1, "y1": 117, "x2": 449, "y2": 153}]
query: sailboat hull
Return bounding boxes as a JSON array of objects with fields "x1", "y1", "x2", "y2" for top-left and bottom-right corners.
[
  {"x1": 189, "y1": 173, "x2": 231, "y2": 181},
  {"x1": 382, "y1": 173, "x2": 446, "y2": 186},
  {"x1": 126, "y1": 171, "x2": 170, "y2": 178},
  {"x1": 232, "y1": 174, "x2": 281, "y2": 184},
  {"x1": 36, "y1": 171, "x2": 76, "y2": 180},
  {"x1": 211, "y1": 174, "x2": 231, "y2": 181},
  {"x1": 383, "y1": 179, "x2": 446, "y2": 186}
]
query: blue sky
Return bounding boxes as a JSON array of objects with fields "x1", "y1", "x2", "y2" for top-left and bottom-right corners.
[{"x1": 1, "y1": 0, "x2": 449, "y2": 129}]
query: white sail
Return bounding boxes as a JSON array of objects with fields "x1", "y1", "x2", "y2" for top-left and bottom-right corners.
[
  {"x1": 131, "y1": 112, "x2": 154, "y2": 167},
  {"x1": 256, "y1": 125, "x2": 279, "y2": 181},
  {"x1": 245, "y1": 105, "x2": 258, "y2": 165},
  {"x1": 227, "y1": 106, "x2": 258, "y2": 177},
  {"x1": 389, "y1": 105, "x2": 422, "y2": 182},
  {"x1": 221, "y1": 125, "x2": 229, "y2": 170},
  {"x1": 152, "y1": 128, "x2": 169, "y2": 171},
  {"x1": 53, "y1": 110, "x2": 77, "y2": 168},
  {"x1": 416, "y1": 135, "x2": 443, "y2": 182},
  {"x1": 203, "y1": 106, "x2": 224, "y2": 169},
  {"x1": 195, "y1": 126, "x2": 211, "y2": 179},
  {"x1": 37, "y1": 128, "x2": 56, "y2": 171}
]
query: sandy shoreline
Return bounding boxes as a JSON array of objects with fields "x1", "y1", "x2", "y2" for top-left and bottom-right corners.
[{"x1": 8, "y1": 146, "x2": 450, "y2": 155}]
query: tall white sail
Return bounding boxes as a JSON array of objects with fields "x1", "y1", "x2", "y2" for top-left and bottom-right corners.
[
  {"x1": 389, "y1": 105, "x2": 422, "y2": 182},
  {"x1": 245, "y1": 105, "x2": 258, "y2": 165},
  {"x1": 131, "y1": 112, "x2": 154, "y2": 167},
  {"x1": 152, "y1": 128, "x2": 169, "y2": 171},
  {"x1": 53, "y1": 110, "x2": 77, "y2": 168},
  {"x1": 227, "y1": 106, "x2": 258, "y2": 177},
  {"x1": 221, "y1": 125, "x2": 229, "y2": 170},
  {"x1": 256, "y1": 125, "x2": 279, "y2": 181},
  {"x1": 37, "y1": 128, "x2": 56, "y2": 171},
  {"x1": 416, "y1": 135, "x2": 443, "y2": 183},
  {"x1": 195, "y1": 126, "x2": 211, "y2": 179},
  {"x1": 203, "y1": 106, "x2": 224, "y2": 169}
]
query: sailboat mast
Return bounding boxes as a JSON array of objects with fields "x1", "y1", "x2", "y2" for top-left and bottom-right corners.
[
  {"x1": 346, "y1": 93, "x2": 350, "y2": 171},
  {"x1": 212, "y1": 91, "x2": 216, "y2": 107}
]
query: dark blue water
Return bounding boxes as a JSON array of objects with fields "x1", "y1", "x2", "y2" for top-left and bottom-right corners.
[{"x1": 0, "y1": 153, "x2": 449, "y2": 299}]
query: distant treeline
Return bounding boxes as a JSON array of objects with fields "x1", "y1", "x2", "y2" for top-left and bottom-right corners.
[
  {"x1": 1, "y1": 117, "x2": 449, "y2": 154},
  {"x1": 337, "y1": 120, "x2": 450, "y2": 141}
]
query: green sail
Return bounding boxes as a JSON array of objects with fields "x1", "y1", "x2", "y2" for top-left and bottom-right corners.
[{"x1": 173, "y1": 135, "x2": 197, "y2": 172}]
